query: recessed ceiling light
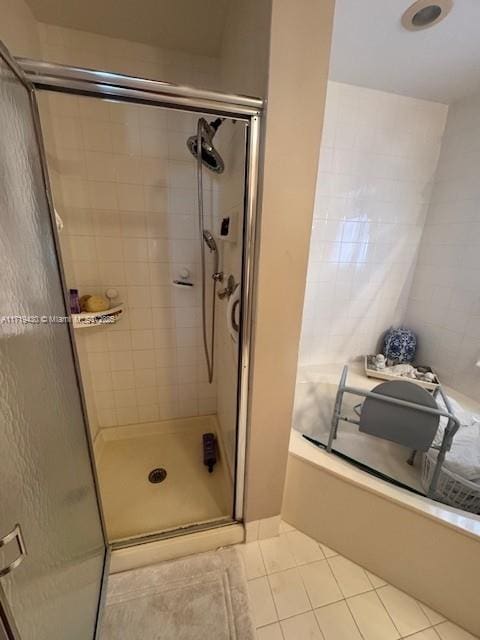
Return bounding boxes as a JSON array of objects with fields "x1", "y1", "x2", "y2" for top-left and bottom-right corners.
[{"x1": 401, "y1": 0, "x2": 453, "y2": 31}]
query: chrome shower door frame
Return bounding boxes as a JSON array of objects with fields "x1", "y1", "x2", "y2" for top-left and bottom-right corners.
[{"x1": 16, "y1": 58, "x2": 264, "y2": 531}]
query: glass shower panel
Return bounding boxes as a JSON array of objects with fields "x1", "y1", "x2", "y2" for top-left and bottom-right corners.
[
  {"x1": 0, "y1": 52, "x2": 106, "y2": 639},
  {"x1": 36, "y1": 90, "x2": 248, "y2": 543},
  {"x1": 210, "y1": 119, "x2": 248, "y2": 477}
]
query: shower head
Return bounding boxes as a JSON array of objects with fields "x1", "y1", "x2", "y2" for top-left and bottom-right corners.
[
  {"x1": 202, "y1": 229, "x2": 217, "y2": 253},
  {"x1": 187, "y1": 117, "x2": 225, "y2": 174}
]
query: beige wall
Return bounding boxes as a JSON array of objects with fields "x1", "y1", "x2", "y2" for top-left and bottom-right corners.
[
  {"x1": 38, "y1": 22, "x2": 221, "y2": 90},
  {"x1": 220, "y1": 0, "x2": 271, "y2": 98},
  {"x1": 282, "y1": 453, "x2": 480, "y2": 636},
  {"x1": 243, "y1": 0, "x2": 335, "y2": 521},
  {"x1": 0, "y1": 0, "x2": 41, "y2": 58}
]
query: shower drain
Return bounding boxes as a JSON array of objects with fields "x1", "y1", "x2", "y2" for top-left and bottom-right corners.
[{"x1": 148, "y1": 468, "x2": 167, "y2": 484}]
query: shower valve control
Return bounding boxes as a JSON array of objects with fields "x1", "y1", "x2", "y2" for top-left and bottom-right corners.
[
  {"x1": 219, "y1": 211, "x2": 237, "y2": 243},
  {"x1": 218, "y1": 274, "x2": 238, "y2": 300}
]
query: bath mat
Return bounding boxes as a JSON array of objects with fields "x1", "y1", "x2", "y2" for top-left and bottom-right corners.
[{"x1": 100, "y1": 547, "x2": 255, "y2": 640}]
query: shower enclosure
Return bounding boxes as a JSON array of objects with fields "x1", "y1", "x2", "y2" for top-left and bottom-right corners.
[
  {"x1": 0, "y1": 40, "x2": 261, "y2": 639},
  {"x1": 27, "y1": 61, "x2": 261, "y2": 546}
]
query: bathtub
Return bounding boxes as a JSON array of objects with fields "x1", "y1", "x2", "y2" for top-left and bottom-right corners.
[
  {"x1": 293, "y1": 362, "x2": 480, "y2": 494},
  {"x1": 283, "y1": 363, "x2": 480, "y2": 636}
]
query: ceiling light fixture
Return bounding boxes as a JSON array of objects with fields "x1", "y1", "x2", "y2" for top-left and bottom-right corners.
[{"x1": 401, "y1": 0, "x2": 453, "y2": 31}]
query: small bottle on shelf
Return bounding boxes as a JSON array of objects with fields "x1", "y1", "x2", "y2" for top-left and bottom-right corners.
[{"x1": 69, "y1": 289, "x2": 81, "y2": 314}]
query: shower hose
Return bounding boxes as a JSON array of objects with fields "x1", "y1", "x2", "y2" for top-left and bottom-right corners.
[{"x1": 196, "y1": 120, "x2": 216, "y2": 384}]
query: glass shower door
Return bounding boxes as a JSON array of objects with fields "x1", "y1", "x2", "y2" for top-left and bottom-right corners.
[{"x1": 0, "y1": 45, "x2": 106, "y2": 639}]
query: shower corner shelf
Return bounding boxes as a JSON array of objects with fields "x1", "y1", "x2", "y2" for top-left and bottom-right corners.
[{"x1": 71, "y1": 304, "x2": 124, "y2": 329}]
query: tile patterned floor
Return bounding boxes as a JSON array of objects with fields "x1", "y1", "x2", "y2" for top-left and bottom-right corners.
[{"x1": 238, "y1": 521, "x2": 478, "y2": 640}]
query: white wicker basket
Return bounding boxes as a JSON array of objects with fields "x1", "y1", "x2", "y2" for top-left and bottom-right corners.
[{"x1": 422, "y1": 450, "x2": 480, "y2": 514}]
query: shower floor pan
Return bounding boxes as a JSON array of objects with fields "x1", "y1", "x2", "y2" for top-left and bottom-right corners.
[{"x1": 95, "y1": 415, "x2": 233, "y2": 543}]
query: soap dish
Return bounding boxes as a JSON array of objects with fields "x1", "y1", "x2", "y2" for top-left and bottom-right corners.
[{"x1": 71, "y1": 304, "x2": 124, "y2": 329}]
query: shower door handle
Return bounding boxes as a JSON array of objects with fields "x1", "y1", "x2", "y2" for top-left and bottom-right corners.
[
  {"x1": 227, "y1": 284, "x2": 241, "y2": 343},
  {"x1": 0, "y1": 524, "x2": 27, "y2": 577},
  {"x1": 230, "y1": 300, "x2": 240, "y2": 333}
]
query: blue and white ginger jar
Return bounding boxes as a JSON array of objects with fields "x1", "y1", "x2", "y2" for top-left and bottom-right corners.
[{"x1": 383, "y1": 327, "x2": 417, "y2": 364}]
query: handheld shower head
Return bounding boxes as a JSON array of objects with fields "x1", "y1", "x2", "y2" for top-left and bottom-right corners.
[
  {"x1": 187, "y1": 118, "x2": 225, "y2": 174},
  {"x1": 202, "y1": 230, "x2": 222, "y2": 280},
  {"x1": 202, "y1": 230, "x2": 217, "y2": 253}
]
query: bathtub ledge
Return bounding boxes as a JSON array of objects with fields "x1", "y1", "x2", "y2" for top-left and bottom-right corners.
[{"x1": 289, "y1": 429, "x2": 480, "y2": 540}]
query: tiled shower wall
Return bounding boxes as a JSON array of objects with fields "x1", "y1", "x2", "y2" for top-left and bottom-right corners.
[
  {"x1": 405, "y1": 92, "x2": 480, "y2": 398},
  {"x1": 36, "y1": 24, "x2": 239, "y2": 435},
  {"x1": 40, "y1": 93, "x2": 222, "y2": 432},
  {"x1": 298, "y1": 81, "x2": 448, "y2": 367}
]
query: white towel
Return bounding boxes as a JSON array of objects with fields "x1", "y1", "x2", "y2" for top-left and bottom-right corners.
[
  {"x1": 430, "y1": 423, "x2": 480, "y2": 482},
  {"x1": 433, "y1": 395, "x2": 480, "y2": 482}
]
